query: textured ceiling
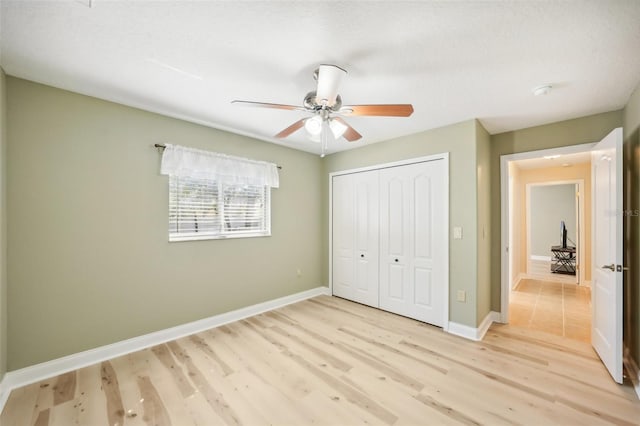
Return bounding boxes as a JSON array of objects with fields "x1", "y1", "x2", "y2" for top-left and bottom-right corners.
[{"x1": 2, "y1": 0, "x2": 640, "y2": 155}]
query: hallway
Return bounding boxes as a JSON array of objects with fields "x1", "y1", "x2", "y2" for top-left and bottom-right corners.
[{"x1": 509, "y1": 278, "x2": 591, "y2": 343}]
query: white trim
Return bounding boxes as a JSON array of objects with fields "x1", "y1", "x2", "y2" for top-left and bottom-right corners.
[
  {"x1": 328, "y1": 154, "x2": 448, "y2": 178},
  {"x1": 447, "y1": 311, "x2": 500, "y2": 341},
  {"x1": 500, "y1": 142, "x2": 596, "y2": 323},
  {"x1": 328, "y1": 153, "x2": 450, "y2": 330},
  {"x1": 519, "y1": 272, "x2": 577, "y2": 285},
  {"x1": 442, "y1": 155, "x2": 450, "y2": 331},
  {"x1": 530, "y1": 255, "x2": 552, "y2": 262},
  {"x1": 0, "y1": 375, "x2": 10, "y2": 416},
  {"x1": 329, "y1": 172, "x2": 334, "y2": 295},
  {"x1": 623, "y1": 346, "x2": 640, "y2": 400},
  {"x1": 512, "y1": 272, "x2": 527, "y2": 290},
  {"x1": 0, "y1": 286, "x2": 329, "y2": 413}
]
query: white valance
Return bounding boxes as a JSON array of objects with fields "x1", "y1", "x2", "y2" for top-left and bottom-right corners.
[{"x1": 160, "y1": 144, "x2": 279, "y2": 188}]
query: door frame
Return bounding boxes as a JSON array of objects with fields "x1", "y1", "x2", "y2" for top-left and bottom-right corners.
[
  {"x1": 329, "y1": 153, "x2": 450, "y2": 330},
  {"x1": 500, "y1": 143, "x2": 595, "y2": 323},
  {"x1": 525, "y1": 179, "x2": 585, "y2": 285}
]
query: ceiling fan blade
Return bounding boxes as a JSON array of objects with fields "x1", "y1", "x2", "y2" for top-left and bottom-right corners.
[
  {"x1": 340, "y1": 104, "x2": 414, "y2": 117},
  {"x1": 275, "y1": 119, "x2": 306, "y2": 138},
  {"x1": 316, "y1": 64, "x2": 347, "y2": 107},
  {"x1": 333, "y1": 117, "x2": 362, "y2": 142},
  {"x1": 232, "y1": 100, "x2": 306, "y2": 112}
]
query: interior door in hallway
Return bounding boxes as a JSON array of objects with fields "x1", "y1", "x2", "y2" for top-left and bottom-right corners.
[
  {"x1": 591, "y1": 127, "x2": 623, "y2": 384},
  {"x1": 332, "y1": 171, "x2": 379, "y2": 307},
  {"x1": 379, "y1": 160, "x2": 447, "y2": 326}
]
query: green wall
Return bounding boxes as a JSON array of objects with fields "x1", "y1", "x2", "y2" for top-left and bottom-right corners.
[
  {"x1": 0, "y1": 68, "x2": 6, "y2": 381},
  {"x1": 6, "y1": 77, "x2": 325, "y2": 369},
  {"x1": 475, "y1": 121, "x2": 491, "y2": 324},
  {"x1": 623, "y1": 82, "x2": 640, "y2": 366},
  {"x1": 4, "y1": 72, "x2": 638, "y2": 372},
  {"x1": 323, "y1": 120, "x2": 480, "y2": 327},
  {"x1": 489, "y1": 110, "x2": 623, "y2": 311}
]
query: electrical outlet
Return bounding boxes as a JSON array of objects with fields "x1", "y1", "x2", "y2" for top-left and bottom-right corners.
[
  {"x1": 456, "y1": 290, "x2": 466, "y2": 302},
  {"x1": 453, "y1": 227, "x2": 463, "y2": 239},
  {"x1": 296, "y1": 269, "x2": 302, "y2": 277}
]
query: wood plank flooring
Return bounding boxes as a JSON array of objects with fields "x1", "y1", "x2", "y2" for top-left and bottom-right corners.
[{"x1": 1, "y1": 295, "x2": 639, "y2": 425}]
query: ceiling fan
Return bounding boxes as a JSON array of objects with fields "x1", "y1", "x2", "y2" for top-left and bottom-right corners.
[{"x1": 232, "y1": 64, "x2": 414, "y2": 157}]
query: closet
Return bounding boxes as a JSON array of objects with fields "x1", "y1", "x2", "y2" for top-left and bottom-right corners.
[{"x1": 331, "y1": 157, "x2": 448, "y2": 327}]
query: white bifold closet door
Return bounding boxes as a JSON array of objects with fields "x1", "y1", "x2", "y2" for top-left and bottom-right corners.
[
  {"x1": 332, "y1": 170, "x2": 380, "y2": 307},
  {"x1": 379, "y1": 160, "x2": 446, "y2": 326},
  {"x1": 332, "y1": 158, "x2": 446, "y2": 327}
]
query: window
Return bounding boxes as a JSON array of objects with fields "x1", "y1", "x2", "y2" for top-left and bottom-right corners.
[
  {"x1": 169, "y1": 175, "x2": 270, "y2": 241},
  {"x1": 160, "y1": 144, "x2": 278, "y2": 242}
]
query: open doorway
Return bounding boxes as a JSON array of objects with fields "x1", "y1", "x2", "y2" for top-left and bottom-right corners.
[
  {"x1": 501, "y1": 144, "x2": 594, "y2": 342},
  {"x1": 527, "y1": 181, "x2": 583, "y2": 285}
]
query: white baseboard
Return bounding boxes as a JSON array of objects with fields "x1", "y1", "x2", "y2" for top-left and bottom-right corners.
[
  {"x1": 0, "y1": 374, "x2": 9, "y2": 416},
  {"x1": 0, "y1": 286, "x2": 329, "y2": 414},
  {"x1": 447, "y1": 311, "x2": 500, "y2": 341},
  {"x1": 512, "y1": 273, "x2": 526, "y2": 290},
  {"x1": 623, "y1": 346, "x2": 640, "y2": 400},
  {"x1": 521, "y1": 272, "x2": 576, "y2": 285},
  {"x1": 530, "y1": 255, "x2": 552, "y2": 262}
]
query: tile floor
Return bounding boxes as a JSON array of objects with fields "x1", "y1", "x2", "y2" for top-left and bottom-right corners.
[{"x1": 509, "y1": 278, "x2": 591, "y2": 343}]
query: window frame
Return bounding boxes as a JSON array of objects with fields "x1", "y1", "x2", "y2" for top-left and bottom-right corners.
[{"x1": 168, "y1": 175, "x2": 271, "y2": 242}]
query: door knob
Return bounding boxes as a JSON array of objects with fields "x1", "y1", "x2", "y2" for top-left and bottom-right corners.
[{"x1": 601, "y1": 264, "x2": 615, "y2": 271}]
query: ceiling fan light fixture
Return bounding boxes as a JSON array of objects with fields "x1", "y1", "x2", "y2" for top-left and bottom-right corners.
[
  {"x1": 304, "y1": 115, "x2": 323, "y2": 136},
  {"x1": 329, "y1": 118, "x2": 348, "y2": 139}
]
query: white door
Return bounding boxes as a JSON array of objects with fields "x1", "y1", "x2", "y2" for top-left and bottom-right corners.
[
  {"x1": 332, "y1": 171, "x2": 379, "y2": 307},
  {"x1": 591, "y1": 127, "x2": 623, "y2": 384},
  {"x1": 379, "y1": 160, "x2": 447, "y2": 326}
]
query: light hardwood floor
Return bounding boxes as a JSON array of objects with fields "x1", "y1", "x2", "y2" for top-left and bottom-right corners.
[
  {"x1": 509, "y1": 279, "x2": 591, "y2": 343},
  {"x1": 1, "y1": 295, "x2": 639, "y2": 425}
]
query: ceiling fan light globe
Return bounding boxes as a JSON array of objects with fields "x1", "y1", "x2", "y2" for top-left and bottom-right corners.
[
  {"x1": 329, "y1": 118, "x2": 348, "y2": 139},
  {"x1": 309, "y1": 133, "x2": 321, "y2": 143},
  {"x1": 304, "y1": 116, "x2": 323, "y2": 136}
]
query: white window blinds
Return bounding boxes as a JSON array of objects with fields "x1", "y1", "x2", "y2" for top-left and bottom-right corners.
[{"x1": 161, "y1": 144, "x2": 277, "y2": 241}]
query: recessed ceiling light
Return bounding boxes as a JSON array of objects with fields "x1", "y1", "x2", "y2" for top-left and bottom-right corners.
[
  {"x1": 532, "y1": 84, "x2": 553, "y2": 96},
  {"x1": 562, "y1": 163, "x2": 572, "y2": 167},
  {"x1": 543, "y1": 154, "x2": 561, "y2": 159}
]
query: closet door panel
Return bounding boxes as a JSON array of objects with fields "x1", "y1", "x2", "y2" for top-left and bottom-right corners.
[
  {"x1": 332, "y1": 171, "x2": 379, "y2": 308},
  {"x1": 380, "y1": 160, "x2": 446, "y2": 327},
  {"x1": 413, "y1": 173, "x2": 436, "y2": 313},
  {"x1": 379, "y1": 171, "x2": 411, "y2": 313},
  {"x1": 410, "y1": 160, "x2": 446, "y2": 326},
  {"x1": 353, "y1": 171, "x2": 379, "y2": 307},
  {"x1": 332, "y1": 174, "x2": 356, "y2": 300},
  {"x1": 385, "y1": 263, "x2": 404, "y2": 300},
  {"x1": 414, "y1": 268, "x2": 433, "y2": 307},
  {"x1": 414, "y1": 175, "x2": 433, "y2": 259}
]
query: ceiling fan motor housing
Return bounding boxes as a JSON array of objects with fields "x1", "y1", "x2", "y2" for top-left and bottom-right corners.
[{"x1": 304, "y1": 91, "x2": 342, "y2": 111}]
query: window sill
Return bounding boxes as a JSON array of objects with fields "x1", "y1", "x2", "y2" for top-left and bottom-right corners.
[{"x1": 169, "y1": 232, "x2": 271, "y2": 242}]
